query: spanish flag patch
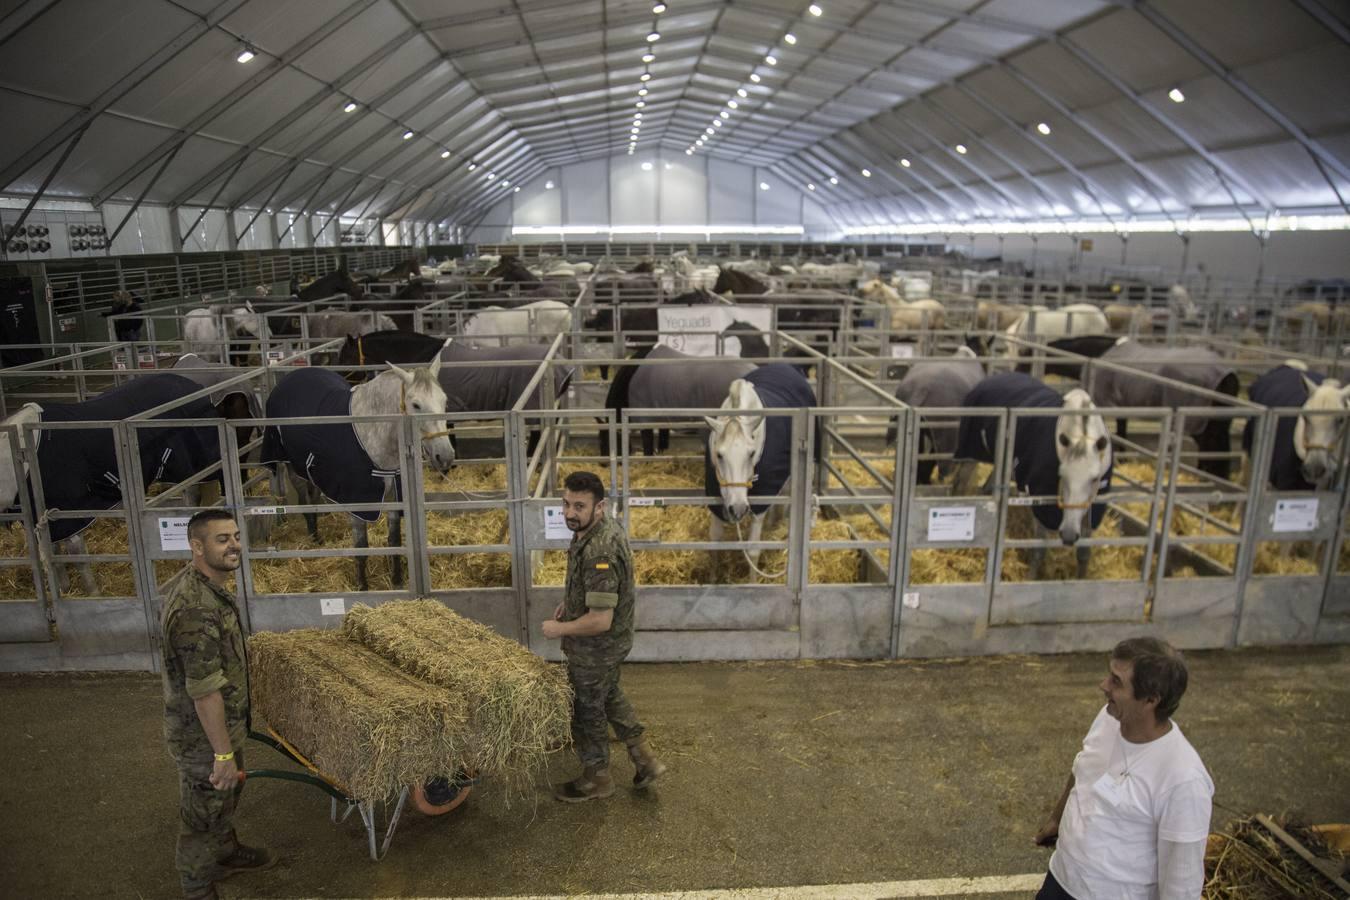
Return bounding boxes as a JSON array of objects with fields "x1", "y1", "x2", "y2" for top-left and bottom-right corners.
[{"x1": 594, "y1": 562, "x2": 610, "y2": 570}]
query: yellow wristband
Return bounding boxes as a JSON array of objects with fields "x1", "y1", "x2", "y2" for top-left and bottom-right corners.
[{"x1": 214, "y1": 751, "x2": 235, "y2": 762}]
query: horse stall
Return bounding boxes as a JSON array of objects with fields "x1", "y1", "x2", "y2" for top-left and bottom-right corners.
[{"x1": 0, "y1": 353, "x2": 275, "y2": 669}]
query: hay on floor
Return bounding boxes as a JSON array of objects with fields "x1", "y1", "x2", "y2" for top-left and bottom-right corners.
[
  {"x1": 340, "y1": 600, "x2": 570, "y2": 786},
  {"x1": 1205, "y1": 815, "x2": 1347, "y2": 899},
  {"x1": 248, "y1": 629, "x2": 465, "y2": 802}
]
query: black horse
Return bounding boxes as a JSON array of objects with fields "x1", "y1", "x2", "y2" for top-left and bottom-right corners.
[{"x1": 713, "y1": 267, "x2": 769, "y2": 295}]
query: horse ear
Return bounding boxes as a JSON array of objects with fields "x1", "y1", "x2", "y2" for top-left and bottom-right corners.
[
  {"x1": 427, "y1": 355, "x2": 442, "y2": 377},
  {"x1": 386, "y1": 361, "x2": 414, "y2": 383},
  {"x1": 704, "y1": 415, "x2": 723, "y2": 433}
]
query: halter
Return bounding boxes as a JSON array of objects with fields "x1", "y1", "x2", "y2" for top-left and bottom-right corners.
[
  {"x1": 356, "y1": 335, "x2": 365, "y2": 366},
  {"x1": 715, "y1": 470, "x2": 759, "y2": 490},
  {"x1": 398, "y1": 381, "x2": 453, "y2": 441},
  {"x1": 1057, "y1": 486, "x2": 1096, "y2": 511}
]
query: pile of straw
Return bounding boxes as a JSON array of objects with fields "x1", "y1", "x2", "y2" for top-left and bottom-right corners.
[
  {"x1": 249, "y1": 512, "x2": 400, "y2": 594},
  {"x1": 250, "y1": 601, "x2": 571, "y2": 803},
  {"x1": 249, "y1": 629, "x2": 465, "y2": 802},
  {"x1": 1205, "y1": 815, "x2": 1348, "y2": 899},
  {"x1": 0, "y1": 518, "x2": 138, "y2": 599},
  {"x1": 341, "y1": 600, "x2": 570, "y2": 785},
  {"x1": 426, "y1": 510, "x2": 512, "y2": 590}
]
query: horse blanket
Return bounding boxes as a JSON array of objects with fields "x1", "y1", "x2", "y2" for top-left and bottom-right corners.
[
  {"x1": 1091, "y1": 341, "x2": 1234, "y2": 436},
  {"x1": 628, "y1": 345, "x2": 756, "y2": 419},
  {"x1": 1242, "y1": 364, "x2": 1326, "y2": 491},
  {"x1": 260, "y1": 368, "x2": 397, "y2": 523},
  {"x1": 440, "y1": 342, "x2": 571, "y2": 412},
  {"x1": 956, "y1": 373, "x2": 1112, "y2": 532},
  {"x1": 28, "y1": 374, "x2": 221, "y2": 541},
  {"x1": 170, "y1": 354, "x2": 263, "y2": 417},
  {"x1": 893, "y1": 354, "x2": 984, "y2": 456},
  {"x1": 704, "y1": 364, "x2": 817, "y2": 522}
]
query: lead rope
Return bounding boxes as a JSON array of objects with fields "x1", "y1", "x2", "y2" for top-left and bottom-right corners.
[{"x1": 731, "y1": 515, "x2": 788, "y2": 580}]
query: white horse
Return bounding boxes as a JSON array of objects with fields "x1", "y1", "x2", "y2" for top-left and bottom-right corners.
[
  {"x1": 183, "y1": 303, "x2": 267, "y2": 362},
  {"x1": 1293, "y1": 369, "x2": 1350, "y2": 490},
  {"x1": 670, "y1": 254, "x2": 720, "y2": 290},
  {"x1": 461, "y1": 299, "x2": 571, "y2": 346},
  {"x1": 859, "y1": 278, "x2": 946, "y2": 330},
  {"x1": 705, "y1": 379, "x2": 771, "y2": 570},
  {"x1": 263, "y1": 361, "x2": 453, "y2": 591},
  {"x1": 1003, "y1": 303, "x2": 1108, "y2": 356}
]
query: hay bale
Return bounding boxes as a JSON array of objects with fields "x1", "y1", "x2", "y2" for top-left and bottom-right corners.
[
  {"x1": 249, "y1": 629, "x2": 464, "y2": 802},
  {"x1": 340, "y1": 600, "x2": 570, "y2": 784}
]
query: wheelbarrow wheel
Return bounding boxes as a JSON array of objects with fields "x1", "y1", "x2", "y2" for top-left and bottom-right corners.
[{"x1": 412, "y1": 774, "x2": 472, "y2": 816}]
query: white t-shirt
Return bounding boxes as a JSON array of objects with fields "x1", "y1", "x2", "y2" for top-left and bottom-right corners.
[{"x1": 1050, "y1": 706, "x2": 1214, "y2": 900}]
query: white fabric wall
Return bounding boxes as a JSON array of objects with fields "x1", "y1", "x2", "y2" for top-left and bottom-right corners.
[
  {"x1": 660, "y1": 154, "x2": 707, "y2": 224},
  {"x1": 178, "y1": 208, "x2": 230, "y2": 252},
  {"x1": 232, "y1": 210, "x2": 273, "y2": 251},
  {"x1": 563, "y1": 158, "x2": 610, "y2": 224},
  {"x1": 101, "y1": 203, "x2": 174, "y2": 255},
  {"x1": 707, "y1": 157, "x2": 754, "y2": 225},
  {"x1": 515, "y1": 170, "x2": 563, "y2": 226}
]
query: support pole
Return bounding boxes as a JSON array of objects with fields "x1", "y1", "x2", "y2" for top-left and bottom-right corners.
[{"x1": 107, "y1": 142, "x2": 185, "y2": 251}]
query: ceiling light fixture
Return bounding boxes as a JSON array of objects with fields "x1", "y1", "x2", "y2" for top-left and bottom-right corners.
[
  {"x1": 719, "y1": 111, "x2": 729, "y2": 118},
  {"x1": 784, "y1": 33, "x2": 797, "y2": 44},
  {"x1": 759, "y1": 181, "x2": 770, "y2": 190},
  {"x1": 343, "y1": 101, "x2": 358, "y2": 113},
  {"x1": 440, "y1": 149, "x2": 450, "y2": 158},
  {"x1": 652, "y1": 2, "x2": 666, "y2": 12},
  {"x1": 402, "y1": 130, "x2": 414, "y2": 139},
  {"x1": 808, "y1": 3, "x2": 823, "y2": 15},
  {"x1": 636, "y1": 101, "x2": 646, "y2": 108},
  {"x1": 1036, "y1": 122, "x2": 1051, "y2": 135},
  {"x1": 468, "y1": 163, "x2": 477, "y2": 171},
  {"x1": 955, "y1": 143, "x2": 967, "y2": 154},
  {"x1": 899, "y1": 158, "x2": 911, "y2": 167},
  {"x1": 641, "y1": 161, "x2": 653, "y2": 170},
  {"x1": 750, "y1": 73, "x2": 761, "y2": 83},
  {"x1": 236, "y1": 44, "x2": 256, "y2": 63},
  {"x1": 829, "y1": 176, "x2": 838, "y2": 184},
  {"x1": 861, "y1": 168, "x2": 871, "y2": 177},
  {"x1": 737, "y1": 88, "x2": 748, "y2": 98},
  {"x1": 486, "y1": 172, "x2": 496, "y2": 180},
  {"x1": 765, "y1": 54, "x2": 777, "y2": 65},
  {"x1": 513, "y1": 186, "x2": 520, "y2": 192},
  {"x1": 545, "y1": 180, "x2": 555, "y2": 189},
  {"x1": 640, "y1": 73, "x2": 651, "y2": 81},
  {"x1": 728, "y1": 100, "x2": 738, "y2": 109},
  {"x1": 686, "y1": 149, "x2": 694, "y2": 155},
  {"x1": 642, "y1": 52, "x2": 655, "y2": 63},
  {"x1": 647, "y1": 31, "x2": 660, "y2": 42},
  {"x1": 714, "y1": 119, "x2": 723, "y2": 126},
  {"x1": 502, "y1": 180, "x2": 510, "y2": 186},
  {"x1": 1168, "y1": 87, "x2": 1185, "y2": 103},
  {"x1": 807, "y1": 183, "x2": 815, "y2": 190},
  {"x1": 638, "y1": 87, "x2": 649, "y2": 96},
  {"x1": 634, "y1": 112, "x2": 643, "y2": 118}
]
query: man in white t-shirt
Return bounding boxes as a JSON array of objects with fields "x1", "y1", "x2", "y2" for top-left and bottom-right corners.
[{"x1": 1033, "y1": 637, "x2": 1214, "y2": 900}]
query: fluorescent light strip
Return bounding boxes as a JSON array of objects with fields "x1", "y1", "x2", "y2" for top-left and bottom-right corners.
[
  {"x1": 839, "y1": 215, "x2": 1350, "y2": 236},
  {"x1": 513, "y1": 225, "x2": 806, "y2": 236}
]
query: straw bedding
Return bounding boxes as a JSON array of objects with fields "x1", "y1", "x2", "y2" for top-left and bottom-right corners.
[
  {"x1": 1205, "y1": 815, "x2": 1348, "y2": 899},
  {"x1": 249, "y1": 601, "x2": 570, "y2": 803}
]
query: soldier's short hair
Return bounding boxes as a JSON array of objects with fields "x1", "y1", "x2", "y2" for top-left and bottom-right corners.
[
  {"x1": 1111, "y1": 637, "x2": 1188, "y2": 722},
  {"x1": 562, "y1": 470, "x2": 606, "y2": 503},
  {"x1": 188, "y1": 509, "x2": 238, "y2": 542}
]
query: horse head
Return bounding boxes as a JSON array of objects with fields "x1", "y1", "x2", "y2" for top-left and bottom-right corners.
[
  {"x1": 706, "y1": 379, "x2": 767, "y2": 522},
  {"x1": 1294, "y1": 374, "x2": 1350, "y2": 489},
  {"x1": 1055, "y1": 389, "x2": 1112, "y2": 546},
  {"x1": 1169, "y1": 284, "x2": 1199, "y2": 323},
  {"x1": 0, "y1": 404, "x2": 42, "y2": 510},
  {"x1": 387, "y1": 359, "x2": 454, "y2": 473},
  {"x1": 229, "y1": 303, "x2": 265, "y2": 338}
]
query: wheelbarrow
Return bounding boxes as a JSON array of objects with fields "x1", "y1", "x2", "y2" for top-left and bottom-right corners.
[{"x1": 240, "y1": 727, "x2": 475, "y2": 861}]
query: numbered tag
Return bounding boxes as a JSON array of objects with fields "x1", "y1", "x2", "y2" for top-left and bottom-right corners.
[{"x1": 1092, "y1": 772, "x2": 1126, "y2": 809}]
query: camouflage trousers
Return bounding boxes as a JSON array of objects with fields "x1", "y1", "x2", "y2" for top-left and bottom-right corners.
[
  {"x1": 175, "y1": 751, "x2": 245, "y2": 896},
  {"x1": 567, "y1": 662, "x2": 644, "y2": 769}
]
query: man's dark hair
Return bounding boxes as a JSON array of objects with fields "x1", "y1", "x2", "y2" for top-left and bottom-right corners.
[
  {"x1": 1112, "y1": 637, "x2": 1188, "y2": 722},
  {"x1": 562, "y1": 470, "x2": 606, "y2": 502},
  {"x1": 188, "y1": 509, "x2": 237, "y2": 543}
]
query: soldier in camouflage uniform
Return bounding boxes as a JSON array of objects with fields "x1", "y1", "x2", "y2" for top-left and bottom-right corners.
[
  {"x1": 161, "y1": 509, "x2": 275, "y2": 900},
  {"x1": 541, "y1": 471, "x2": 667, "y2": 801}
]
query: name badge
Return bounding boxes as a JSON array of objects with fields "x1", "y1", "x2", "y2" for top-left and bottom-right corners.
[{"x1": 1092, "y1": 772, "x2": 1126, "y2": 809}]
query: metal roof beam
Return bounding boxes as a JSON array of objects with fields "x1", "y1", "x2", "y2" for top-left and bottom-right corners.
[
  {"x1": 2, "y1": 0, "x2": 251, "y2": 193},
  {"x1": 88, "y1": 0, "x2": 379, "y2": 206},
  {"x1": 1292, "y1": 0, "x2": 1350, "y2": 44},
  {"x1": 1134, "y1": 0, "x2": 1350, "y2": 190}
]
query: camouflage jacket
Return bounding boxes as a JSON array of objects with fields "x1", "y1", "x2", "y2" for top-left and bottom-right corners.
[
  {"x1": 561, "y1": 513, "x2": 636, "y2": 666},
  {"x1": 160, "y1": 564, "x2": 249, "y2": 761}
]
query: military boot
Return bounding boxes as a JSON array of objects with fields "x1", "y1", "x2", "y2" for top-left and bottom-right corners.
[
  {"x1": 626, "y1": 738, "x2": 667, "y2": 789},
  {"x1": 183, "y1": 887, "x2": 218, "y2": 900},
  {"x1": 216, "y1": 844, "x2": 277, "y2": 880},
  {"x1": 554, "y1": 766, "x2": 614, "y2": 802}
]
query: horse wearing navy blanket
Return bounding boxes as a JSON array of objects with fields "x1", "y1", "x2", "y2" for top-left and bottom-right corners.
[
  {"x1": 885, "y1": 346, "x2": 984, "y2": 484},
  {"x1": 259, "y1": 363, "x2": 453, "y2": 591},
  {"x1": 1242, "y1": 361, "x2": 1350, "y2": 491},
  {"x1": 0, "y1": 374, "x2": 224, "y2": 594},
  {"x1": 705, "y1": 364, "x2": 818, "y2": 573},
  {"x1": 955, "y1": 372, "x2": 1113, "y2": 579}
]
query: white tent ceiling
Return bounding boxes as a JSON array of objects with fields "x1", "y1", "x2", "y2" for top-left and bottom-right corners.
[{"x1": 0, "y1": 0, "x2": 1347, "y2": 232}]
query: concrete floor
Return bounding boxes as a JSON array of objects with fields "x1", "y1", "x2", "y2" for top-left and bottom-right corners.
[{"x1": 1, "y1": 645, "x2": 1347, "y2": 899}]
